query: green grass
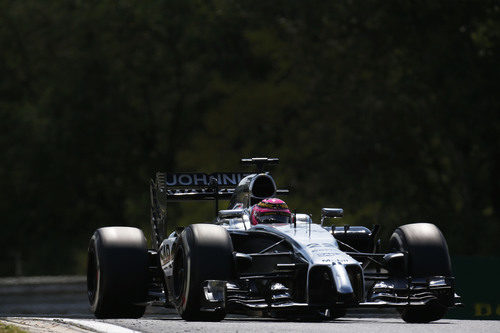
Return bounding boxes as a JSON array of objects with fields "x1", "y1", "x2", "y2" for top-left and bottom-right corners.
[{"x1": 0, "y1": 322, "x2": 27, "y2": 333}]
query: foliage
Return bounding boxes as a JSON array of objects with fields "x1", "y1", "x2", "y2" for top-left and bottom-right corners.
[
  {"x1": 0, "y1": 0, "x2": 498, "y2": 275},
  {"x1": 0, "y1": 323, "x2": 26, "y2": 333}
]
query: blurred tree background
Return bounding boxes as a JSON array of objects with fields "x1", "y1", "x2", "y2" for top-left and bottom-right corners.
[{"x1": 0, "y1": 0, "x2": 498, "y2": 276}]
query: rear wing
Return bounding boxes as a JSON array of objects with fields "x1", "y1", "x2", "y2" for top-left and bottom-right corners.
[
  {"x1": 149, "y1": 172, "x2": 252, "y2": 248},
  {"x1": 154, "y1": 172, "x2": 251, "y2": 202},
  {"x1": 149, "y1": 157, "x2": 287, "y2": 248}
]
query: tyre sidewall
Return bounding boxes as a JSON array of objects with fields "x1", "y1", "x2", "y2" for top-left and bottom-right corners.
[
  {"x1": 172, "y1": 224, "x2": 233, "y2": 320},
  {"x1": 389, "y1": 223, "x2": 451, "y2": 277},
  {"x1": 88, "y1": 234, "x2": 102, "y2": 313},
  {"x1": 86, "y1": 227, "x2": 148, "y2": 318},
  {"x1": 389, "y1": 223, "x2": 451, "y2": 322}
]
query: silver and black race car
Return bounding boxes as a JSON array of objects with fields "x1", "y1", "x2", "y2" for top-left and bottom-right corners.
[{"x1": 86, "y1": 157, "x2": 461, "y2": 322}]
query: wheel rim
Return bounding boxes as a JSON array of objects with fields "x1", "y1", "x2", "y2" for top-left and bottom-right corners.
[
  {"x1": 87, "y1": 247, "x2": 98, "y2": 303},
  {"x1": 173, "y1": 247, "x2": 186, "y2": 301}
]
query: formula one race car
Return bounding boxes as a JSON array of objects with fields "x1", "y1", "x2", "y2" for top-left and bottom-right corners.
[{"x1": 86, "y1": 157, "x2": 461, "y2": 322}]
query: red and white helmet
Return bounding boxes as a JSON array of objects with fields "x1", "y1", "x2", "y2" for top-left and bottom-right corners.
[{"x1": 251, "y1": 198, "x2": 291, "y2": 225}]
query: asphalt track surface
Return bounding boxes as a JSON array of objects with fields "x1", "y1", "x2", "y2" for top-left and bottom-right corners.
[
  {"x1": 1, "y1": 276, "x2": 499, "y2": 332},
  {"x1": 98, "y1": 314, "x2": 500, "y2": 333},
  {"x1": 3, "y1": 312, "x2": 500, "y2": 333}
]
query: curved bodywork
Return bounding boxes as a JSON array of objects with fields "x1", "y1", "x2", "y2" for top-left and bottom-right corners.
[{"x1": 158, "y1": 216, "x2": 364, "y2": 316}]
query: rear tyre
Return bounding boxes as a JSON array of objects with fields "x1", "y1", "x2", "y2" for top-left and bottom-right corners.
[
  {"x1": 172, "y1": 224, "x2": 233, "y2": 321},
  {"x1": 87, "y1": 227, "x2": 148, "y2": 318},
  {"x1": 389, "y1": 223, "x2": 451, "y2": 323}
]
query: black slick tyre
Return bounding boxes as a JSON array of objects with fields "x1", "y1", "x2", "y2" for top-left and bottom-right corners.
[
  {"x1": 329, "y1": 307, "x2": 347, "y2": 320},
  {"x1": 389, "y1": 223, "x2": 451, "y2": 323},
  {"x1": 87, "y1": 227, "x2": 148, "y2": 318},
  {"x1": 172, "y1": 224, "x2": 233, "y2": 321}
]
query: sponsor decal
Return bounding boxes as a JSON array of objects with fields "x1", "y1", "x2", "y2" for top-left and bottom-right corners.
[
  {"x1": 307, "y1": 243, "x2": 337, "y2": 257},
  {"x1": 164, "y1": 173, "x2": 251, "y2": 187},
  {"x1": 257, "y1": 201, "x2": 289, "y2": 209},
  {"x1": 307, "y1": 243, "x2": 336, "y2": 248},
  {"x1": 165, "y1": 188, "x2": 235, "y2": 196},
  {"x1": 258, "y1": 211, "x2": 291, "y2": 216},
  {"x1": 474, "y1": 303, "x2": 500, "y2": 317}
]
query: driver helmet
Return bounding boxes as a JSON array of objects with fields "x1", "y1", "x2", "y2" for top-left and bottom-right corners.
[{"x1": 251, "y1": 198, "x2": 291, "y2": 225}]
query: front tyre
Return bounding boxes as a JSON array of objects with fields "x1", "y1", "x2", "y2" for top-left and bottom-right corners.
[
  {"x1": 87, "y1": 227, "x2": 148, "y2": 318},
  {"x1": 390, "y1": 223, "x2": 452, "y2": 323},
  {"x1": 172, "y1": 224, "x2": 233, "y2": 321},
  {"x1": 329, "y1": 307, "x2": 347, "y2": 320}
]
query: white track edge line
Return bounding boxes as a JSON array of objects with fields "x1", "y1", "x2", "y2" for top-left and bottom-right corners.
[
  {"x1": 36, "y1": 318, "x2": 140, "y2": 333},
  {"x1": 58, "y1": 318, "x2": 142, "y2": 333}
]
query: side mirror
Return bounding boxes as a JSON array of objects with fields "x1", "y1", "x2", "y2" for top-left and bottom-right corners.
[
  {"x1": 295, "y1": 213, "x2": 313, "y2": 223},
  {"x1": 218, "y1": 209, "x2": 245, "y2": 220},
  {"x1": 321, "y1": 208, "x2": 344, "y2": 218},
  {"x1": 321, "y1": 208, "x2": 343, "y2": 226}
]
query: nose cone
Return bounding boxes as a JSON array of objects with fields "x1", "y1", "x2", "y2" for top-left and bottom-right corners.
[{"x1": 331, "y1": 264, "x2": 354, "y2": 294}]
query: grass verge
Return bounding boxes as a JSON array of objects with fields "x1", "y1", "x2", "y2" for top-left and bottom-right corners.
[{"x1": 0, "y1": 322, "x2": 27, "y2": 333}]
